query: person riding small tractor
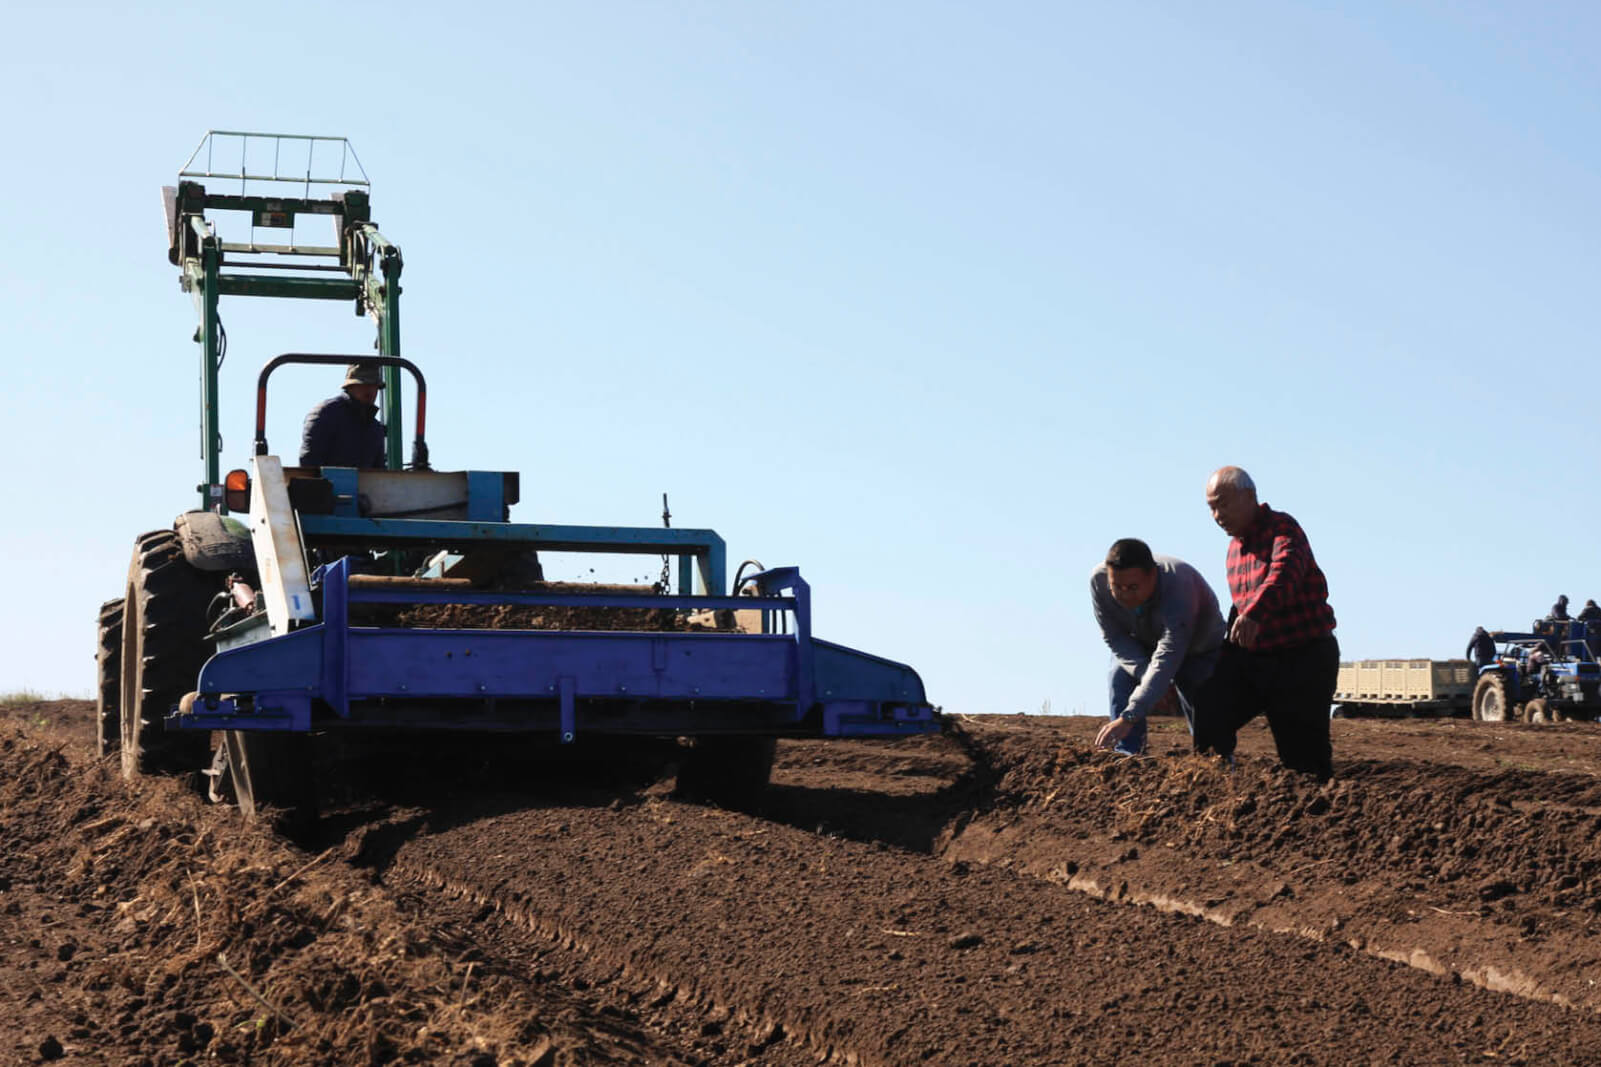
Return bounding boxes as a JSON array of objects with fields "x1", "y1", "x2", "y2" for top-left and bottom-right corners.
[{"x1": 1470, "y1": 618, "x2": 1601, "y2": 723}]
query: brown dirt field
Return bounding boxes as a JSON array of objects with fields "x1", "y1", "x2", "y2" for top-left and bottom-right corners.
[{"x1": 5, "y1": 699, "x2": 1601, "y2": 1064}]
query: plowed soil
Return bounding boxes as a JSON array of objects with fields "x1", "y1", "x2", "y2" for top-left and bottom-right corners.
[{"x1": 5, "y1": 701, "x2": 1601, "y2": 1064}]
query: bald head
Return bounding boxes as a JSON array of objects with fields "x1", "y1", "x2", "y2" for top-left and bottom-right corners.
[
  {"x1": 1205, "y1": 466, "x2": 1259, "y2": 538},
  {"x1": 1207, "y1": 466, "x2": 1255, "y2": 494}
]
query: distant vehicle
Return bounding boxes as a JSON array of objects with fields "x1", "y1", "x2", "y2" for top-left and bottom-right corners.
[
  {"x1": 1333, "y1": 659, "x2": 1475, "y2": 718},
  {"x1": 1469, "y1": 619, "x2": 1601, "y2": 724}
]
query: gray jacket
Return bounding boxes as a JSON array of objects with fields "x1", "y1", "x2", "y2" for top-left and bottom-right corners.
[{"x1": 1091, "y1": 554, "x2": 1226, "y2": 721}]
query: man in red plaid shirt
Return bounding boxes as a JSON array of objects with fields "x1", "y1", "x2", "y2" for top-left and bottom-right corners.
[{"x1": 1198, "y1": 466, "x2": 1339, "y2": 780}]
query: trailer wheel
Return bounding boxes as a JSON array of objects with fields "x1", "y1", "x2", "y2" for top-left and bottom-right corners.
[
  {"x1": 1524, "y1": 697, "x2": 1551, "y2": 724},
  {"x1": 218, "y1": 731, "x2": 317, "y2": 837},
  {"x1": 119, "y1": 530, "x2": 216, "y2": 778},
  {"x1": 1471, "y1": 672, "x2": 1514, "y2": 723},
  {"x1": 95, "y1": 598, "x2": 124, "y2": 757},
  {"x1": 675, "y1": 736, "x2": 777, "y2": 810}
]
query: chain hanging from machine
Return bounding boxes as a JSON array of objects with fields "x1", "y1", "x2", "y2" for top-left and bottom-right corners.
[{"x1": 656, "y1": 493, "x2": 672, "y2": 595}]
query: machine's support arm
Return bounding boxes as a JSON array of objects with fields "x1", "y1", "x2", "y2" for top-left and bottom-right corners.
[
  {"x1": 351, "y1": 222, "x2": 404, "y2": 469},
  {"x1": 180, "y1": 214, "x2": 226, "y2": 512}
]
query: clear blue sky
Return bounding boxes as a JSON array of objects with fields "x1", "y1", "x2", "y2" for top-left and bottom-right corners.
[{"x1": 3, "y1": 2, "x2": 1598, "y2": 717}]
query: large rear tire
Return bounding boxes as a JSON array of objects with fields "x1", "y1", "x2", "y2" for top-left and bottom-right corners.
[
  {"x1": 1471, "y1": 672, "x2": 1514, "y2": 723},
  {"x1": 95, "y1": 598, "x2": 123, "y2": 757},
  {"x1": 119, "y1": 530, "x2": 216, "y2": 778},
  {"x1": 675, "y1": 736, "x2": 777, "y2": 810}
]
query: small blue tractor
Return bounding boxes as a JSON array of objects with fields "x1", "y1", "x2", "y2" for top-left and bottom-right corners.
[
  {"x1": 1469, "y1": 618, "x2": 1601, "y2": 724},
  {"x1": 97, "y1": 132, "x2": 937, "y2": 822}
]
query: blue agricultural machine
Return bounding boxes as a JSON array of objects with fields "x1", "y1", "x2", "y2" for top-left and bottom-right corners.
[
  {"x1": 1469, "y1": 618, "x2": 1601, "y2": 724},
  {"x1": 97, "y1": 132, "x2": 937, "y2": 821}
]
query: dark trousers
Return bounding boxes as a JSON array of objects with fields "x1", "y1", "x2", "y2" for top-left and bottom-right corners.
[{"x1": 1194, "y1": 633, "x2": 1339, "y2": 781}]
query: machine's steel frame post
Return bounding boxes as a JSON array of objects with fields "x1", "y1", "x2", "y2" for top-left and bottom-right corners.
[
  {"x1": 187, "y1": 216, "x2": 225, "y2": 513},
  {"x1": 321, "y1": 556, "x2": 351, "y2": 716},
  {"x1": 359, "y1": 224, "x2": 405, "y2": 470}
]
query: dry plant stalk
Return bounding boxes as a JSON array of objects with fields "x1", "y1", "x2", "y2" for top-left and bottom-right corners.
[{"x1": 217, "y1": 952, "x2": 298, "y2": 1031}]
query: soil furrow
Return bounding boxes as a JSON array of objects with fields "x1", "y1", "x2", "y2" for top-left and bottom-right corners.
[
  {"x1": 367, "y1": 784, "x2": 1601, "y2": 1064},
  {"x1": 927, "y1": 715, "x2": 1601, "y2": 1017},
  {"x1": 380, "y1": 852, "x2": 817, "y2": 1065}
]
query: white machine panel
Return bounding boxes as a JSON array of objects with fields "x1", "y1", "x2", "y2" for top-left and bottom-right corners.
[{"x1": 249, "y1": 455, "x2": 316, "y2": 634}]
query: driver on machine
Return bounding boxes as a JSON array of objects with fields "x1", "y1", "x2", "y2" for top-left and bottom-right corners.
[{"x1": 300, "y1": 363, "x2": 387, "y2": 468}]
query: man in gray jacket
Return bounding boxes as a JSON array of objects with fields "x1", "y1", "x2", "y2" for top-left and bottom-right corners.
[{"x1": 1091, "y1": 538, "x2": 1227, "y2": 755}]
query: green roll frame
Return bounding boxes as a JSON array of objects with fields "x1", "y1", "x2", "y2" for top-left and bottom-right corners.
[{"x1": 167, "y1": 131, "x2": 404, "y2": 511}]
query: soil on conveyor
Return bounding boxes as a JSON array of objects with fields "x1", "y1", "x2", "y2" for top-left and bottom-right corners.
[
  {"x1": 6, "y1": 699, "x2": 1601, "y2": 1064},
  {"x1": 388, "y1": 582, "x2": 727, "y2": 633}
]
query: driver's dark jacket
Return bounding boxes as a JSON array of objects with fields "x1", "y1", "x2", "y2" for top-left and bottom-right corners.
[{"x1": 299, "y1": 391, "x2": 386, "y2": 468}]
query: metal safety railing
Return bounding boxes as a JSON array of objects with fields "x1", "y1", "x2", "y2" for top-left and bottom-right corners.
[{"x1": 180, "y1": 131, "x2": 369, "y2": 198}]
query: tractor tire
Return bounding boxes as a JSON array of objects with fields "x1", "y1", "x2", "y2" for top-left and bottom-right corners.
[
  {"x1": 94, "y1": 598, "x2": 124, "y2": 757},
  {"x1": 1471, "y1": 672, "x2": 1514, "y2": 723},
  {"x1": 119, "y1": 529, "x2": 217, "y2": 779},
  {"x1": 675, "y1": 736, "x2": 778, "y2": 811},
  {"x1": 1524, "y1": 697, "x2": 1552, "y2": 724}
]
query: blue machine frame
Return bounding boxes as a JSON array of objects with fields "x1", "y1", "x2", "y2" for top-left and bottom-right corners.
[
  {"x1": 163, "y1": 157, "x2": 939, "y2": 755},
  {"x1": 169, "y1": 556, "x2": 936, "y2": 742},
  {"x1": 302, "y1": 466, "x2": 729, "y2": 595}
]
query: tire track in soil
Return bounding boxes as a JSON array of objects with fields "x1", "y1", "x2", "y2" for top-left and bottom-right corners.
[
  {"x1": 0, "y1": 704, "x2": 708, "y2": 1066},
  {"x1": 362, "y1": 784, "x2": 1601, "y2": 1065},
  {"x1": 378, "y1": 851, "x2": 814, "y2": 1066},
  {"x1": 360, "y1": 801, "x2": 861, "y2": 1066}
]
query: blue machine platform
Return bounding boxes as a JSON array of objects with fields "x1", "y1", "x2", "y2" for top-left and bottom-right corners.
[{"x1": 168, "y1": 558, "x2": 937, "y2": 742}]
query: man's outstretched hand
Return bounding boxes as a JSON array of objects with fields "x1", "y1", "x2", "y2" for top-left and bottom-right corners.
[{"x1": 1095, "y1": 715, "x2": 1136, "y2": 750}]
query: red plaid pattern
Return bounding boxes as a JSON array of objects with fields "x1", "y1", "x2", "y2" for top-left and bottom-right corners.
[{"x1": 1226, "y1": 503, "x2": 1336, "y2": 650}]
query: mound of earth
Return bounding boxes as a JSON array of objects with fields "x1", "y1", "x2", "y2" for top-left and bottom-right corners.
[{"x1": 939, "y1": 715, "x2": 1601, "y2": 1011}]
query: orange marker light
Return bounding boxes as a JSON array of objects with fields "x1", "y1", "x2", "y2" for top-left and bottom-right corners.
[{"x1": 224, "y1": 469, "x2": 251, "y2": 513}]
